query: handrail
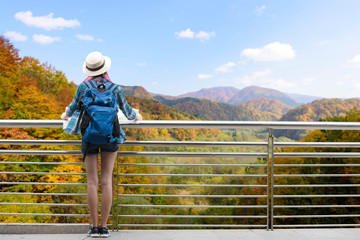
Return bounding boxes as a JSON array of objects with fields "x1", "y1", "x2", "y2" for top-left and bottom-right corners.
[{"x1": 1, "y1": 119, "x2": 360, "y2": 130}]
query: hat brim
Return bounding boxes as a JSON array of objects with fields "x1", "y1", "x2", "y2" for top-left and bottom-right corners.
[{"x1": 83, "y1": 56, "x2": 111, "y2": 76}]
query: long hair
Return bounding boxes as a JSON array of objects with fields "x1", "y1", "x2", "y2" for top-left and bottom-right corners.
[{"x1": 82, "y1": 72, "x2": 112, "y2": 83}]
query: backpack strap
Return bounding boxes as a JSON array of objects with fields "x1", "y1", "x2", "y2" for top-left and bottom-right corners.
[
  {"x1": 84, "y1": 80, "x2": 97, "y2": 89},
  {"x1": 106, "y1": 82, "x2": 118, "y2": 92}
]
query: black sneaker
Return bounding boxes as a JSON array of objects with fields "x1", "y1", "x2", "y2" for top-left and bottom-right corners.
[
  {"x1": 87, "y1": 227, "x2": 100, "y2": 238},
  {"x1": 99, "y1": 227, "x2": 110, "y2": 238}
]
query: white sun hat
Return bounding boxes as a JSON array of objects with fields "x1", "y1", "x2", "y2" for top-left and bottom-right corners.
[{"x1": 82, "y1": 51, "x2": 111, "y2": 76}]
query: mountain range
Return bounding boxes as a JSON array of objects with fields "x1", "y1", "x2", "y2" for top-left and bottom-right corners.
[
  {"x1": 177, "y1": 86, "x2": 320, "y2": 107},
  {"x1": 120, "y1": 84, "x2": 360, "y2": 124}
]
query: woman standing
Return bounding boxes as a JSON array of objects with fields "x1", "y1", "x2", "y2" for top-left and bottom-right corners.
[{"x1": 61, "y1": 51, "x2": 142, "y2": 238}]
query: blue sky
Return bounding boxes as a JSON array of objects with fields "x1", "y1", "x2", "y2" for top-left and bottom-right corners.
[{"x1": 2, "y1": 0, "x2": 360, "y2": 98}]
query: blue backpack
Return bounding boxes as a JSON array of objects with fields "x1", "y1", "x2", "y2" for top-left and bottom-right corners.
[{"x1": 77, "y1": 79, "x2": 120, "y2": 145}]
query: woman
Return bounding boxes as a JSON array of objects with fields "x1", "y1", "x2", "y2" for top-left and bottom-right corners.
[{"x1": 61, "y1": 51, "x2": 142, "y2": 238}]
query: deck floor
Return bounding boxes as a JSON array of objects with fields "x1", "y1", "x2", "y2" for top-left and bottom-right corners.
[{"x1": 1, "y1": 229, "x2": 360, "y2": 240}]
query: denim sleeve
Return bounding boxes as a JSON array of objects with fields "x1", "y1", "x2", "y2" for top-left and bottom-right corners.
[
  {"x1": 114, "y1": 86, "x2": 136, "y2": 120},
  {"x1": 66, "y1": 83, "x2": 88, "y2": 117}
]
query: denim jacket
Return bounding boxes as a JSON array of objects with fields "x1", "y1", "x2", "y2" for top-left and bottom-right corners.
[{"x1": 64, "y1": 79, "x2": 136, "y2": 144}]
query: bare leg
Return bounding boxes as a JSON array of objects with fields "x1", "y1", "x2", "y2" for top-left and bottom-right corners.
[
  {"x1": 85, "y1": 154, "x2": 99, "y2": 227},
  {"x1": 99, "y1": 151, "x2": 117, "y2": 228}
]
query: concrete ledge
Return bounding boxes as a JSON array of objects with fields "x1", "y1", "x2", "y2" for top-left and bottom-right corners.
[{"x1": 0, "y1": 223, "x2": 90, "y2": 234}]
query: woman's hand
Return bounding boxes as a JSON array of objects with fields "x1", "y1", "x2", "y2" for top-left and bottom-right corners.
[
  {"x1": 61, "y1": 112, "x2": 69, "y2": 120},
  {"x1": 135, "y1": 113, "x2": 142, "y2": 121}
]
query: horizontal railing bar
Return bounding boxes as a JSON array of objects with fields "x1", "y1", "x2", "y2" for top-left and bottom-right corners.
[
  {"x1": 0, "y1": 161, "x2": 84, "y2": 165},
  {"x1": 275, "y1": 142, "x2": 360, "y2": 148},
  {"x1": 118, "y1": 215, "x2": 267, "y2": 218},
  {"x1": 275, "y1": 164, "x2": 360, "y2": 167},
  {"x1": 118, "y1": 194, "x2": 268, "y2": 198},
  {"x1": 274, "y1": 152, "x2": 360, "y2": 158},
  {"x1": 3, "y1": 150, "x2": 360, "y2": 158},
  {"x1": 125, "y1": 141, "x2": 268, "y2": 147},
  {"x1": 118, "y1": 184, "x2": 267, "y2": 187},
  {"x1": 274, "y1": 174, "x2": 360, "y2": 177},
  {"x1": 119, "y1": 163, "x2": 267, "y2": 167},
  {"x1": 3, "y1": 139, "x2": 360, "y2": 148},
  {"x1": 3, "y1": 119, "x2": 360, "y2": 130},
  {"x1": 0, "y1": 140, "x2": 82, "y2": 145},
  {"x1": 274, "y1": 184, "x2": 360, "y2": 187},
  {"x1": 118, "y1": 204, "x2": 267, "y2": 208},
  {"x1": 0, "y1": 192, "x2": 87, "y2": 196},
  {"x1": 274, "y1": 194, "x2": 360, "y2": 198},
  {"x1": 0, "y1": 213, "x2": 90, "y2": 217},
  {"x1": 0, "y1": 182, "x2": 86, "y2": 186},
  {"x1": 0, "y1": 172, "x2": 86, "y2": 176},
  {"x1": 117, "y1": 224, "x2": 267, "y2": 228},
  {"x1": 0, "y1": 150, "x2": 267, "y2": 158},
  {"x1": 274, "y1": 205, "x2": 360, "y2": 208},
  {"x1": 0, "y1": 139, "x2": 267, "y2": 147},
  {"x1": 274, "y1": 214, "x2": 360, "y2": 218},
  {"x1": 118, "y1": 173, "x2": 267, "y2": 177},
  {"x1": 0, "y1": 202, "x2": 88, "y2": 206},
  {"x1": 274, "y1": 224, "x2": 360, "y2": 227},
  {"x1": 120, "y1": 152, "x2": 266, "y2": 158},
  {"x1": 0, "y1": 162, "x2": 265, "y2": 167},
  {"x1": 0, "y1": 150, "x2": 81, "y2": 155}
]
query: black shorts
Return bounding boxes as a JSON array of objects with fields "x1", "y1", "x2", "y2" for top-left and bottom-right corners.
[{"x1": 81, "y1": 141, "x2": 119, "y2": 157}]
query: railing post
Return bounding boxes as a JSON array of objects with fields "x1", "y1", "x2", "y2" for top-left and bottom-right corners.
[
  {"x1": 116, "y1": 153, "x2": 119, "y2": 231},
  {"x1": 267, "y1": 128, "x2": 274, "y2": 230}
]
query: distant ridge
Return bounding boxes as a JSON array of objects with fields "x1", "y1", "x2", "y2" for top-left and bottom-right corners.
[
  {"x1": 228, "y1": 86, "x2": 301, "y2": 107},
  {"x1": 178, "y1": 85, "x2": 301, "y2": 107},
  {"x1": 178, "y1": 86, "x2": 240, "y2": 103},
  {"x1": 120, "y1": 85, "x2": 154, "y2": 100},
  {"x1": 287, "y1": 93, "x2": 321, "y2": 104}
]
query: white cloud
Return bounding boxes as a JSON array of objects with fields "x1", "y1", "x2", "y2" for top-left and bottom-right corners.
[
  {"x1": 195, "y1": 31, "x2": 216, "y2": 41},
  {"x1": 136, "y1": 62, "x2": 147, "y2": 67},
  {"x1": 347, "y1": 54, "x2": 360, "y2": 67},
  {"x1": 241, "y1": 42, "x2": 296, "y2": 62},
  {"x1": 354, "y1": 82, "x2": 360, "y2": 90},
  {"x1": 235, "y1": 70, "x2": 297, "y2": 90},
  {"x1": 3, "y1": 31, "x2": 28, "y2": 41},
  {"x1": 253, "y1": 69, "x2": 271, "y2": 78},
  {"x1": 175, "y1": 28, "x2": 194, "y2": 39},
  {"x1": 314, "y1": 40, "x2": 333, "y2": 46},
  {"x1": 255, "y1": 5, "x2": 266, "y2": 16},
  {"x1": 235, "y1": 70, "x2": 271, "y2": 85},
  {"x1": 175, "y1": 28, "x2": 215, "y2": 41},
  {"x1": 266, "y1": 78, "x2": 297, "y2": 90},
  {"x1": 152, "y1": 81, "x2": 159, "y2": 85},
  {"x1": 15, "y1": 11, "x2": 80, "y2": 30},
  {"x1": 236, "y1": 75, "x2": 253, "y2": 85},
  {"x1": 215, "y1": 62, "x2": 236, "y2": 73},
  {"x1": 33, "y1": 34, "x2": 61, "y2": 44},
  {"x1": 76, "y1": 34, "x2": 94, "y2": 41},
  {"x1": 198, "y1": 74, "x2": 212, "y2": 79},
  {"x1": 301, "y1": 77, "x2": 316, "y2": 85}
]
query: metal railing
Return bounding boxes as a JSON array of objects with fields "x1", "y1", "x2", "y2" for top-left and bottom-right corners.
[{"x1": 0, "y1": 120, "x2": 360, "y2": 231}]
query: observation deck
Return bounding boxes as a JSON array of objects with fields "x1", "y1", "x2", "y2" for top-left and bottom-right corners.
[{"x1": 1, "y1": 120, "x2": 360, "y2": 239}]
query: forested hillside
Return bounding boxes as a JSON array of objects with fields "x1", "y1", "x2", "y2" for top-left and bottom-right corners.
[
  {"x1": 237, "y1": 97, "x2": 293, "y2": 118},
  {"x1": 281, "y1": 98, "x2": 360, "y2": 121},
  {"x1": 154, "y1": 95, "x2": 279, "y2": 121}
]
